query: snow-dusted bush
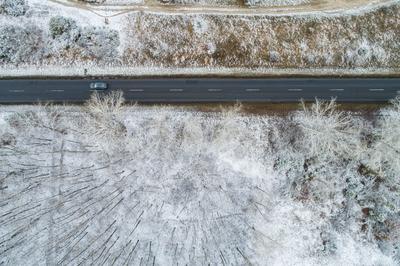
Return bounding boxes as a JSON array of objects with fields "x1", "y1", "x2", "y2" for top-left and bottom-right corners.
[
  {"x1": 47, "y1": 17, "x2": 120, "y2": 61},
  {"x1": 345, "y1": 39, "x2": 388, "y2": 67},
  {"x1": 269, "y1": 50, "x2": 281, "y2": 63},
  {"x1": 49, "y1": 16, "x2": 78, "y2": 39},
  {"x1": 48, "y1": 16, "x2": 81, "y2": 52},
  {"x1": 77, "y1": 26, "x2": 120, "y2": 61},
  {"x1": 0, "y1": 24, "x2": 43, "y2": 64},
  {"x1": 0, "y1": 132, "x2": 15, "y2": 147},
  {"x1": 0, "y1": 0, "x2": 27, "y2": 16}
]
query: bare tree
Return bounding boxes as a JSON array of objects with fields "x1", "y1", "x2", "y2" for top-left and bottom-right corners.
[
  {"x1": 83, "y1": 91, "x2": 127, "y2": 151},
  {"x1": 368, "y1": 97, "x2": 400, "y2": 179},
  {"x1": 293, "y1": 98, "x2": 363, "y2": 161}
]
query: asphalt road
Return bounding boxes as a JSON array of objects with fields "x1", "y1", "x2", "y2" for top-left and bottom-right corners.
[{"x1": 0, "y1": 78, "x2": 399, "y2": 103}]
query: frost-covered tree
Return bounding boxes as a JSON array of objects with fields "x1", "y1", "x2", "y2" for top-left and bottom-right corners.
[
  {"x1": 48, "y1": 16, "x2": 81, "y2": 52},
  {"x1": 49, "y1": 16, "x2": 78, "y2": 39},
  {"x1": 293, "y1": 99, "x2": 363, "y2": 161},
  {"x1": 368, "y1": 97, "x2": 400, "y2": 179},
  {"x1": 0, "y1": 0, "x2": 27, "y2": 16},
  {"x1": 0, "y1": 24, "x2": 43, "y2": 64},
  {"x1": 83, "y1": 91, "x2": 127, "y2": 150},
  {"x1": 356, "y1": 97, "x2": 400, "y2": 250},
  {"x1": 1, "y1": 97, "x2": 399, "y2": 265},
  {"x1": 286, "y1": 99, "x2": 365, "y2": 218}
]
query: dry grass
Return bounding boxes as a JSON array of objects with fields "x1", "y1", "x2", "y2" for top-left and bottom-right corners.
[{"x1": 122, "y1": 3, "x2": 400, "y2": 70}]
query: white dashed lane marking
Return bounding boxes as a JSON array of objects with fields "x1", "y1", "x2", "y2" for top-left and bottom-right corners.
[
  {"x1": 9, "y1": 90, "x2": 24, "y2": 93},
  {"x1": 49, "y1": 89, "x2": 65, "y2": 92},
  {"x1": 129, "y1": 89, "x2": 144, "y2": 92},
  {"x1": 288, "y1": 89, "x2": 303, "y2": 91},
  {"x1": 169, "y1": 89, "x2": 184, "y2": 92},
  {"x1": 245, "y1": 89, "x2": 260, "y2": 92},
  {"x1": 208, "y1": 89, "x2": 222, "y2": 92},
  {"x1": 369, "y1": 89, "x2": 384, "y2": 91},
  {"x1": 330, "y1": 89, "x2": 344, "y2": 91}
]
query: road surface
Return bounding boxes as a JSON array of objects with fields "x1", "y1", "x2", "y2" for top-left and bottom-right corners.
[{"x1": 0, "y1": 78, "x2": 399, "y2": 103}]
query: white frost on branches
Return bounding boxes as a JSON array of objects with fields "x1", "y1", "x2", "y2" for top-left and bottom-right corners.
[
  {"x1": 83, "y1": 90, "x2": 127, "y2": 151},
  {"x1": 293, "y1": 99, "x2": 363, "y2": 161},
  {"x1": 368, "y1": 97, "x2": 400, "y2": 179},
  {"x1": 0, "y1": 95, "x2": 399, "y2": 265}
]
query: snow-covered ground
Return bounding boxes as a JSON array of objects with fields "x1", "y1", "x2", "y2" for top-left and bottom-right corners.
[
  {"x1": 1, "y1": 94, "x2": 399, "y2": 265},
  {"x1": 0, "y1": 0, "x2": 398, "y2": 77}
]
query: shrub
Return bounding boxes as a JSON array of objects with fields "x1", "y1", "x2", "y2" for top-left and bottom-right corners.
[
  {"x1": 0, "y1": 24, "x2": 43, "y2": 64},
  {"x1": 48, "y1": 18, "x2": 120, "y2": 60},
  {"x1": 0, "y1": 0, "x2": 28, "y2": 16},
  {"x1": 0, "y1": 132, "x2": 16, "y2": 147},
  {"x1": 49, "y1": 16, "x2": 78, "y2": 39}
]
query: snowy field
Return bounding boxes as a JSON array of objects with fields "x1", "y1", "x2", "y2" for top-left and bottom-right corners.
[
  {"x1": 0, "y1": 0, "x2": 399, "y2": 77},
  {"x1": 0, "y1": 93, "x2": 399, "y2": 265}
]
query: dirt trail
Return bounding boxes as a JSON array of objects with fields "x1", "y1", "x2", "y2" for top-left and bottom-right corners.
[{"x1": 49, "y1": 0, "x2": 395, "y2": 17}]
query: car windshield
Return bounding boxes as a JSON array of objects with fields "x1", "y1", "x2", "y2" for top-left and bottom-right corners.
[{"x1": 91, "y1": 82, "x2": 107, "y2": 89}]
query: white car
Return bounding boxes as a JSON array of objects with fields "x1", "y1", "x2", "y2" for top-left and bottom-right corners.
[{"x1": 89, "y1": 82, "x2": 108, "y2": 91}]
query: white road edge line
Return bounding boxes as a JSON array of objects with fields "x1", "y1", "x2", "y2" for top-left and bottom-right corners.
[
  {"x1": 9, "y1": 90, "x2": 24, "y2": 93},
  {"x1": 369, "y1": 89, "x2": 384, "y2": 91},
  {"x1": 288, "y1": 89, "x2": 303, "y2": 91}
]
